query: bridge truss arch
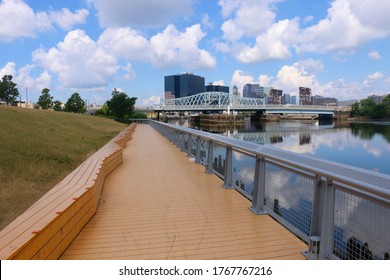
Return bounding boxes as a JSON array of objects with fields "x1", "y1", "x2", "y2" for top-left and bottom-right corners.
[{"x1": 154, "y1": 91, "x2": 265, "y2": 111}]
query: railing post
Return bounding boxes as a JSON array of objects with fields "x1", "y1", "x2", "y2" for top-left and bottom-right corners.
[
  {"x1": 195, "y1": 136, "x2": 201, "y2": 164},
  {"x1": 306, "y1": 175, "x2": 327, "y2": 260},
  {"x1": 180, "y1": 133, "x2": 185, "y2": 152},
  {"x1": 309, "y1": 175, "x2": 325, "y2": 237},
  {"x1": 250, "y1": 156, "x2": 267, "y2": 214},
  {"x1": 223, "y1": 146, "x2": 233, "y2": 189},
  {"x1": 318, "y1": 179, "x2": 335, "y2": 260},
  {"x1": 175, "y1": 130, "x2": 180, "y2": 148},
  {"x1": 187, "y1": 134, "x2": 192, "y2": 157},
  {"x1": 168, "y1": 127, "x2": 173, "y2": 142},
  {"x1": 206, "y1": 140, "x2": 214, "y2": 174}
]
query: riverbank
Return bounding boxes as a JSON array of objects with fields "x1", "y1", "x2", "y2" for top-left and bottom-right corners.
[
  {"x1": 0, "y1": 106, "x2": 124, "y2": 230},
  {"x1": 190, "y1": 114, "x2": 245, "y2": 125}
]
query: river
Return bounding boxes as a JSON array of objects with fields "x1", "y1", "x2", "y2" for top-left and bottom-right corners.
[{"x1": 168, "y1": 118, "x2": 390, "y2": 176}]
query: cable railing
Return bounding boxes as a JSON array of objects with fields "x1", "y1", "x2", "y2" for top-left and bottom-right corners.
[{"x1": 149, "y1": 120, "x2": 390, "y2": 260}]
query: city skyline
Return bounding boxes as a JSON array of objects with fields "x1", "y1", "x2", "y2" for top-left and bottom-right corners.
[{"x1": 1, "y1": 0, "x2": 390, "y2": 107}]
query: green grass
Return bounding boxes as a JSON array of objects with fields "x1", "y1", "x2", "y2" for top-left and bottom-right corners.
[{"x1": 0, "y1": 106, "x2": 125, "y2": 230}]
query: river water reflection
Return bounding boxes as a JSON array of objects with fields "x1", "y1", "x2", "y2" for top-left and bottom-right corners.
[{"x1": 170, "y1": 118, "x2": 390, "y2": 176}]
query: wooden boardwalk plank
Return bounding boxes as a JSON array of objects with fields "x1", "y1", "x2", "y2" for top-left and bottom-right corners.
[{"x1": 60, "y1": 124, "x2": 307, "y2": 260}]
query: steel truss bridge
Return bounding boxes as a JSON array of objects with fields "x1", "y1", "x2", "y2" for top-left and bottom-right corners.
[{"x1": 153, "y1": 91, "x2": 339, "y2": 115}]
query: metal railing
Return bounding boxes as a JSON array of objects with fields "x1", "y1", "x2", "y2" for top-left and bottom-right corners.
[
  {"x1": 149, "y1": 120, "x2": 390, "y2": 260},
  {"x1": 128, "y1": 118, "x2": 150, "y2": 124}
]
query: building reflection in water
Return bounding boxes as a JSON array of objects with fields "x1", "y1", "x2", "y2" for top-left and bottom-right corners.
[{"x1": 299, "y1": 133, "x2": 311, "y2": 145}]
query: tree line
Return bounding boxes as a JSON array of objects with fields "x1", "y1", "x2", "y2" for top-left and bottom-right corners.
[
  {"x1": 350, "y1": 94, "x2": 390, "y2": 119},
  {"x1": 0, "y1": 74, "x2": 142, "y2": 121}
]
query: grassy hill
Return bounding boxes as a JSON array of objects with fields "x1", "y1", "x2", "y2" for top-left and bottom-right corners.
[{"x1": 0, "y1": 106, "x2": 125, "y2": 230}]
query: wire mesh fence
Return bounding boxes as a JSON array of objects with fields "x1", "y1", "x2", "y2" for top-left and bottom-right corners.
[
  {"x1": 332, "y1": 189, "x2": 390, "y2": 260},
  {"x1": 264, "y1": 161, "x2": 314, "y2": 237},
  {"x1": 199, "y1": 138, "x2": 208, "y2": 164},
  {"x1": 232, "y1": 151, "x2": 255, "y2": 198},
  {"x1": 212, "y1": 143, "x2": 226, "y2": 177}
]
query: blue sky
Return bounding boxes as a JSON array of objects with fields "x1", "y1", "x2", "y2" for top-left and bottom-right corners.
[{"x1": 1, "y1": 0, "x2": 390, "y2": 107}]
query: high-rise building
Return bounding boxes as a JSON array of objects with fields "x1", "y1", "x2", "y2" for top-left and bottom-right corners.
[
  {"x1": 368, "y1": 95, "x2": 385, "y2": 104},
  {"x1": 284, "y1": 93, "x2": 291, "y2": 104},
  {"x1": 299, "y1": 87, "x2": 312, "y2": 105},
  {"x1": 268, "y1": 89, "x2": 283, "y2": 104},
  {"x1": 243, "y1": 84, "x2": 256, "y2": 98},
  {"x1": 205, "y1": 83, "x2": 229, "y2": 93},
  {"x1": 312, "y1": 95, "x2": 338, "y2": 106},
  {"x1": 243, "y1": 84, "x2": 271, "y2": 99},
  {"x1": 164, "y1": 73, "x2": 205, "y2": 98},
  {"x1": 291, "y1": 96, "x2": 297, "y2": 105},
  {"x1": 232, "y1": 85, "x2": 239, "y2": 96}
]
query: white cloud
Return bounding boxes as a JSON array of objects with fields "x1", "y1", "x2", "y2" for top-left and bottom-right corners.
[
  {"x1": 322, "y1": 79, "x2": 363, "y2": 100},
  {"x1": 363, "y1": 71, "x2": 384, "y2": 86},
  {"x1": 367, "y1": 72, "x2": 383, "y2": 80},
  {"x1": 30, "y1": 23, "x2": 216, "y2": 91},
  {"x1": 33, "y1": 29, "x2": 119, "y2": 89},
  {"x1": 236, "y1": 18, "x2": 299, "y2": 63},
  {"x1": 35, "y1": 71, "x2": 52, "y2": 91},
  {"x1": 368, "y1": 51, "x2": 381, "y2": 60},
  {"x1": 88, "y1": 0, "x2": 194, "y2": 28},
  {"x1": 258, "y1": 75, "x2": 273, "y2": 86},
  {"x1": 219, "y1": 0, "x2": 281, "y2": 41},
  {"x1": 218, "y1": 0, "x2": 390, "y2": 63},
  {"x1": 138, "y1": 96, "x2": 161, "y2": 107},
  {"x1": 150, "y1": 24, "x2": 216, "y2": 70},
  {"x1": 49, "y1": 8, "x2": 89, "y2": 31},
  {"x1": 348, "y1": 0, "x2": 390, "y2": 34},
  {"x1": 98, "y1": 27, "x2": 151, "y2": 62},
  {"x1": 275, "y1": 61, "x2": 322, "y2": 94},
  {"x1": 212, "y1": 80, "x2": 225, "y2": 86},
  {"x1": 230, "y1": 70, "x2": 276, "y2": 92},
  {"x1": 298, "y1": 59, "x2": 325, "y2": 73},
  {"x1": 231, "y1": 70, "x2": 255, "y2": 93},
  {"x1": 1, "y1": 62, "x2": 52, "y2": 96},
  {"x1": 0, "y1": 0, "x2": 88, "y2": 41},
  {"x1": 297, "y1": 0, "x2": 390, "y2": 54},
  {"x1": 304, "y1": 15, "x2": 314, "y2": 23},
  {"x1": 99, "y1": 25, "x2": 216, "y2": 70},
  {"x1": 201, "y1": 14, "x2": 213, "y2": 29},
  {"x1": 122, "y1": 63, "x2": 136, "y2": 81},
  {"x1": 0, "y1": 62, "x2": 16, "y2": 77},
  {"x1": 14, "y1": 64, "x2": 38, "y2": 90},
  {"x1": 0, "y1": 0, "x2": 37, "y2": 41}
]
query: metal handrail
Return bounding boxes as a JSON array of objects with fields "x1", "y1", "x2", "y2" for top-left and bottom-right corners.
[
  {"x1": 151, "y1": 121, "x2": 389, "y2": 198},
  {"x1": 149, "y1": 120, "x2": 390, "y2": 260}
]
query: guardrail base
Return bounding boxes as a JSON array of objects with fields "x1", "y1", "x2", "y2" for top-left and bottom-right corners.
[{"x1": 249, "y1": 206, "x2": 267, "y2": 215}]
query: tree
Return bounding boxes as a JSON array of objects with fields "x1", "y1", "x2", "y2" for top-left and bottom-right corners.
[
  {"x1": 52, "y1": 100, "x2": 63, "y2": 111},
  {"x1": 350, "y1": 101, "x2": 361, "y2": 117},
  {"x1": 95, "y1": 103, "x2": 111, "y2": 116},
  {"x1": 360, "y1": 98, "x2": 377, "y2": 117},
  {"x1": 0, "y1": 75, "x2": 19, "y2": 105},
  {"x1": 64, "y1": 93, "x2": 85, "y2": 113},
  {"x1": 37, "y1": 88, "x2": 53, "y2": 109},
  {"x1": 106, "y1": 88, "x2": 137, "y2": 120},
  {"x1": 351, "y1": 96, "x2": 390, "y2": 119},
  {"x1": 382, "y1": 94, "x2": 390, "y2": 116}
]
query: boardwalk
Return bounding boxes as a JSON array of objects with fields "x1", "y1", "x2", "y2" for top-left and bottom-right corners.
[{"x1": 60, "y1": 124, "x2": 307, "y2": 260}]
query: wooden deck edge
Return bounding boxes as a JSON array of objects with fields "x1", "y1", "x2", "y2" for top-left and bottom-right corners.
[{"x1": 0, "y1": 123, "x2": 137, "y2": 260}]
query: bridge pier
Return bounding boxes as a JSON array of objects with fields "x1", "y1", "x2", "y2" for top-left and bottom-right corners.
[{"x1": 318, "y1": 114, "x2": 333, "y2": 121}]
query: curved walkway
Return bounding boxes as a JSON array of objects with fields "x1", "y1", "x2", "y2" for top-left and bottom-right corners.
[{"x1": 60, "y1": 124, "x2": 306, "y2": 260}]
